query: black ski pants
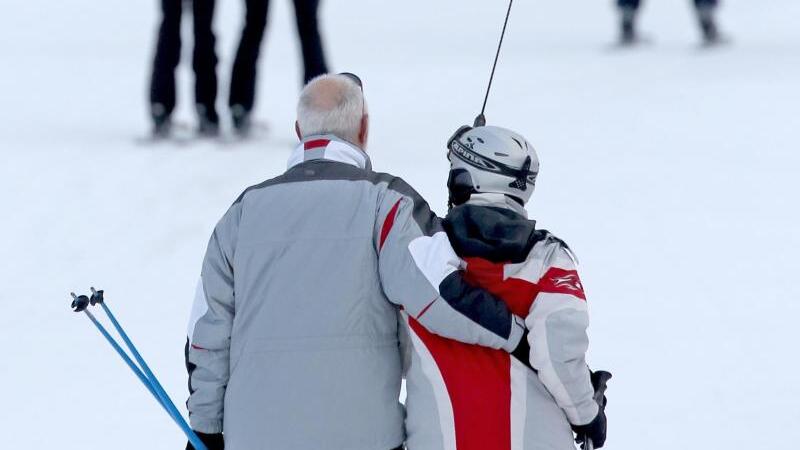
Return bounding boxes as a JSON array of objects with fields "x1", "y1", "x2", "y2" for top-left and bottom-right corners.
[
  {"x1": 618, "y1": 0, "x2": 717, "y2": 9},
  {"x1": 229, "y1": 0, "x2": 329, "y2": 112},
  {"x1": 150, "y1": 0, "x2": 219, "y2": 118}
]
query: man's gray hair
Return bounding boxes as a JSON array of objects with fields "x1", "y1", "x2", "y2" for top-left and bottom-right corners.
[{"x1": 297, "y1": 74, "x2": 365, "y2": 143}]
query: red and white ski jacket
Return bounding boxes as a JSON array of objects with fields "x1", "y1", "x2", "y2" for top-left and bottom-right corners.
[{"x1": 401, "y1": 197, "x2": 598, "y2": 450}]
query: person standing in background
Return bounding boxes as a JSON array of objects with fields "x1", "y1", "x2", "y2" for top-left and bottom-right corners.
[
  {"x1": 228, "y1": 0, "x2": 329, "y2": 135},
  {"x1": 616, "y1": 0, "x2": 724, "y2": 45},
  {"x1": 149, "y1": 0, "x2": 219, "y2": 137}
]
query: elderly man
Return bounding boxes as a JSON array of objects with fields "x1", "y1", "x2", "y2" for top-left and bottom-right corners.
[{"x1": 184, "y1": 73, "x2": 529, "y2": 450}]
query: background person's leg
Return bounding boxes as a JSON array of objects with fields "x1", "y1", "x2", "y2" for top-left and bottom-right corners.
[
  {"x1": 149, "y1": 0, "x2": 182, "y2": 133},
  {"x1": 229, "y1": 0, "x2": 270, "y2": 130},
  {"x1": 694, "y1": 0, "x2": 718, "y2": 7},
  {"x1": 292, "y1": 0, "x2": 329, "y2": 84},
  {"x1": 192, "y1": 0, "x2": 220, "y2": 135},
  {"x1": 617, "y1": 0, "x2": 641, "y2": 9},
  {"x1": 617, "y1": 0, "x2": 641, "y2": 44},
  {"x1": 694, "y1": 0, "x2": 721, "y2": 43}
]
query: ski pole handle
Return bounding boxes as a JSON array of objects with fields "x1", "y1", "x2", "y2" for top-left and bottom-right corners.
[
  {"x1": 592, "y1": 371, "x2": 612, "y2": 404},
  {"x1": 582, "y1": 370, "x2": 612, "y2": 450}
]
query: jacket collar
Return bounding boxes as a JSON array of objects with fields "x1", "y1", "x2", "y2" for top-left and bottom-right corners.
[
  {"x1": 443, "y1": 202, "x2": 541, "y2": 264},
  {"x1": 288, "y1": 134, "x2": 372, "y2": 171},
  {"x1": 465, "y1": 193, "x2": 529, "y2": 219}
]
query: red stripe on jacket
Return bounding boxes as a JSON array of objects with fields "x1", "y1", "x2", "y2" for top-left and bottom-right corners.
[
  {"x1": 406, "y1": 256, "x2": 586, "y2": 449},
  {"x1": 538, "y1": 267, "x2": 586, "y2": 300},
  {"x1": 303, "y1": 139, "x2": 330, "y2": 151},
  {"x1": 379, "y1": 199, "x2": 402, "y2": 251},
  {"x1": 408, "y1": 258, "x2": 540, "y2": 450},
  {"x1": 409, "y1": 316, "x2": 512, "y2": 450}
]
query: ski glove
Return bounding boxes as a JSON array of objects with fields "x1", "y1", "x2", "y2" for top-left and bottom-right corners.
[
  {"x1": 571, "y1": 370, "x2": 612, "y2": 449},
  {"x1": 186, "y1": 432, "x2": 224, "y2": 450}
]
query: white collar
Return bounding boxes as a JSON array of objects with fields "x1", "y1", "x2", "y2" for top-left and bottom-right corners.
[
  {"x1": 287, "y1": 135, "x2": 371, "y2": 170},
  {"x1": 466, "y1": 193, "x2": 529, "y2": 218}
]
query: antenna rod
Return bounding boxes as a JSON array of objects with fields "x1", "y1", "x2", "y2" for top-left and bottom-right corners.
[{"x1": 474, "y1": 0, "x2": 515, "y2": 127}]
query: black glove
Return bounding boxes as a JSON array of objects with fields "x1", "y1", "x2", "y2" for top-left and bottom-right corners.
[
  {"x1": 571, "y1": 370, "x2": 611, "y2": 449},
  {"x1": 511, "y1": 329, "x2": 534, "y2": 371},
  {"x1": 186, "y1": 432, "x2": 224, "y2": 450}
]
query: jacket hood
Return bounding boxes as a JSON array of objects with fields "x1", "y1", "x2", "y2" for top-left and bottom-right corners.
[{"x1": 443, "y1": 204, "x2": 545, "y2": 264}]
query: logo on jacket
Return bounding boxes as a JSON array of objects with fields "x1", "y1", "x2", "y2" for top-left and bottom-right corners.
[{"x1": 551, "y1": 274, "x2": 582, "y2": 292}]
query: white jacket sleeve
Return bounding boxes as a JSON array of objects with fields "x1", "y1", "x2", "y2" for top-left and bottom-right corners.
[{"x1": 526, "y1": 241, "x2": 598, "y2": 426}]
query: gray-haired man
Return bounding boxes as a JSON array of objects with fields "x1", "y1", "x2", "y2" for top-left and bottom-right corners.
[{"x1": 184, "y1": 73, "x2": 530, "y2": 450}]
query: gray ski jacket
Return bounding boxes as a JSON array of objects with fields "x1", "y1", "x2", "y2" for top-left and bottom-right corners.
[{"x1": 185, "y1": 136, "x2": 526, "y2": 450}]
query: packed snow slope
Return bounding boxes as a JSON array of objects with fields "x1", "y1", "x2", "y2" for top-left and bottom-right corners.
[{"x1": 1, "y1": 0, "x2": 798, "y2": 448}]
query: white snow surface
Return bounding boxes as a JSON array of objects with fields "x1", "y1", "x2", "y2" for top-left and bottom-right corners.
[{"x1": 2, "y1": 0, "x2": 799, "y2": 448}]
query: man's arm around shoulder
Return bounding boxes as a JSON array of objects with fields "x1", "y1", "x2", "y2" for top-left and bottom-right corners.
[{"x1": 374, "y1": 176, "x2": 525, "y2": 352}]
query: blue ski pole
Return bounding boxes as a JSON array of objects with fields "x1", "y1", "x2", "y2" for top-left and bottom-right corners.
[
  {"x1": 71, "y1": 290, "x2": 208, "y2": 450},
  {"x1": 88, "y1": 288, "x2": 208, "y2": 450},
  {"x1": 72, "y1": 294, "x2": 164, "y2": 405}
]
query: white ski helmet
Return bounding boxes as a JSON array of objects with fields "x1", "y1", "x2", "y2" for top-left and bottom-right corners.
[{"x1": 446, "y1": 125, "x2": 540, "y2": 207}]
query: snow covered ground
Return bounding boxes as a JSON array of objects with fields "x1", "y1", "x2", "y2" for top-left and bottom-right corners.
[{"x1": 2, "y1": 0, "x2": 798, "y2": 448}]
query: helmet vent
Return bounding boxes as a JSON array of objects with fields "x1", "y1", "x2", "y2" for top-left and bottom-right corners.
[
  {"x1": 477, "y1": 137, "x2": 485, "y2": 144},
  {"x1": 511, "y1": 137, "x2": 523, "y2": 148},
  {"x1": 494, "y1": 152, "x2": 509, "y2": 157}
]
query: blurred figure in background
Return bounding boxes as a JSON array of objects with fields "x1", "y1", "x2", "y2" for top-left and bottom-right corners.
[
  {"x1": 617, "y1": 0, "x2": 723, "y2": 45},
  {"x1": 149, "y1": 0, "x2": 219, "y2": 137},
  {"x1": 229, "y1": 0, "x2": 329, "y2": 135}
]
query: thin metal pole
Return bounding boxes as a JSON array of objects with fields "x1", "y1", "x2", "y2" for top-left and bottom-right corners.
[
  {"x1": 97, "y1": 302, "x2": 208, "y2": 450},
  {"x1": 82, "y1": 310, "x2": 207, "y2": 449},
  {"x1": 84, "y1": 310, "x2": 164, "y2": 406},
  {"x1": 475, "y1": 0, "x2": 515, "y2": 127}
]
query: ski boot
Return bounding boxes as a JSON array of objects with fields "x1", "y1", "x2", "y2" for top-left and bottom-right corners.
[
  {"x1": 151, "y1": 103, "x2": 172, "y2": 138},
  {"x1": 231, "y1": 104, "x2": 252, "y2": 137},
  {"x1": 697, "y1": 5, "x2": 721, "y2": 45},
  {"x1": 197, "y1": 104, "x2": 220, "y2": 137},
  {"x1": 619, "y1": 6, "x2": 638, "y2": 45}
]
